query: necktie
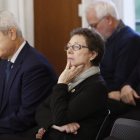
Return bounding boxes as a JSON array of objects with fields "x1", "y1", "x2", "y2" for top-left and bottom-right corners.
[{"x1": 5, "y1": 61, "x2": 13, "y2": 87}]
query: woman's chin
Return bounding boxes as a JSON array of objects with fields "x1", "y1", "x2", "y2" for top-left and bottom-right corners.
[
  {"x1": 70, "y1": 64, "x2": 77, "y2": 67},
  {"x1": 70, "y1": 63, "x2": 84, "y2": 67}
]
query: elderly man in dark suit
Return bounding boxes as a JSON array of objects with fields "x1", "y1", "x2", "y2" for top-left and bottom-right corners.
[{"x1": 0, "y1": 11, "x2": 57, "y2": 136}]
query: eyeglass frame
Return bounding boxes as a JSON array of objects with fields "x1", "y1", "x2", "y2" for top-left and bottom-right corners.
[
  {"x1": 64, "y1": 43, "x2": 88, "y2": 51},
  {"x1": 88, "y1": 16, "x2": 106, "y2": 29}
]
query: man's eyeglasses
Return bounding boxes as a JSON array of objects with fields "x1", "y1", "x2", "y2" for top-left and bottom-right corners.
[
  {"x1": 88, "y1": 16, "x2": 106, "y2": 29},
  {"x1": 64, "y1": 44, "x2": 88, "y2": 51}
]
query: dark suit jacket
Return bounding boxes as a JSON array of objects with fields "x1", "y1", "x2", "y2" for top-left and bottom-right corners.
[
  {"x1": 23, "y1": 74, "x2": 108, "y2": 140},
  {"x1": 0, "y1": 42, "x2": 57, "y2": 136}
]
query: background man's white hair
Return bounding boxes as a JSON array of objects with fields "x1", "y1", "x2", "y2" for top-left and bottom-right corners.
[
  {"x1": 86, "y1": 0, "x2": 119, "y2": 20},
  {"x1": 0, "y1": 11, "x2": 22, "y2": 37}
]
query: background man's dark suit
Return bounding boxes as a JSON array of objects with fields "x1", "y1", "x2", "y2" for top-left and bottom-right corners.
[{"x1": 0, "y1": 42, "x2": 57, "y2": 136}]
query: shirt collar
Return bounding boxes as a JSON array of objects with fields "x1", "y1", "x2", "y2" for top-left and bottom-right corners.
[
  {"x1": 106, "y1": 20, "x2": 125, "y2": 42},
  {"x1": 10, "y1": 41, "x2": 26, "y2": 63}
]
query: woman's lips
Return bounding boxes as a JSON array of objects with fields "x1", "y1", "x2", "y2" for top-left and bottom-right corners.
[{"x1": 68, "y1": 57, "x2": 74, "y2": 60}]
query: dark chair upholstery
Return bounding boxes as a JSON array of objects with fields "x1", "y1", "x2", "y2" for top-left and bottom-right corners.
[
  {"x1": 104, "y1": 136, "x2": 120, "y2": 140},
  {"x1": 104, "y1": 118, "x2": 140, "y2": 140}
]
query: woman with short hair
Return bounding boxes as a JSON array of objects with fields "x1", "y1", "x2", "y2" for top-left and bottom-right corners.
[{"x1": 23, "y1": 28, "x2": 108, "y2": 140}]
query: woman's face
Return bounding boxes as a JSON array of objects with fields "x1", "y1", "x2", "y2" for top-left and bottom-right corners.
[{"x1": 66, "y1": 35, "x2": 94, "y2": 71}]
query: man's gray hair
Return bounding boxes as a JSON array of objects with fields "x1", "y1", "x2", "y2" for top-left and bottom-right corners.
[
  {"x1": 86, "y1": 0, "x2": 119, "y2": 20},
  {"x1": 0, "y1": 11, "x2": 22, "y2": 37}
]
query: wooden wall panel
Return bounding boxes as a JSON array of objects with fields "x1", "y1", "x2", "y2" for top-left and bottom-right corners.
[{"x1": 34, "y1": 0, "x2": 81, "y2": 76}]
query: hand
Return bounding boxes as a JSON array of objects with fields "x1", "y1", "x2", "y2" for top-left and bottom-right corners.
[
  {"x1": 121, "y1": 85, "x2": 140, "y2": 106},
  {"x1": 108, "y1": 91, "x2": 121, "y2": 101},
  {"x1": 58, "y1": 61, "x2": 84, "y2": 84},
  {"x1": 52, "y1": 122, "x2": 80, "y2": 134},
  {"x1": 36, "y1": 128, "x2": 46, "y2": 139},
  {"x1": 59, "y1": 122, "x2": 80, "y2": 134}
]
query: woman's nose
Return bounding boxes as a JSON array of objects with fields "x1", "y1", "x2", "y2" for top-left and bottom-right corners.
[{"x1": 67, "y1": 46, "x2": 73, "y2": 54}]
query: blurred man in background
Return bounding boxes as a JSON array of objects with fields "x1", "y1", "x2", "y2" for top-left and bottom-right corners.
[{"x1": 86, "y1": 0, "x2": 140, "y2": 137}]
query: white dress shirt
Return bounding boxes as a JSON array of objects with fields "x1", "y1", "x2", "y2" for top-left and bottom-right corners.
[{"x1": 10, "y1": 41, "x2": 26, "y2": 66}]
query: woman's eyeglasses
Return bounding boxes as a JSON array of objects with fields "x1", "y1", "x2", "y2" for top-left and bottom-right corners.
[{"x1": 64, "y1": 44, "x2": 88, "y2": 51}]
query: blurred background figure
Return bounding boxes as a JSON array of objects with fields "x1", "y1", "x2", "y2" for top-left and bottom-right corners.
[
  {"x1": 86, "y1": 0, "x2": 140, "y2": 98},
  {"x1": 86, "y1": 0, "x2": 140, "y2": 137}
]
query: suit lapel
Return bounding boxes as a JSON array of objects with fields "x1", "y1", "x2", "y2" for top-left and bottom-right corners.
[{"x1": 1, "y1": 42, "x2": 30, "y2": 112}]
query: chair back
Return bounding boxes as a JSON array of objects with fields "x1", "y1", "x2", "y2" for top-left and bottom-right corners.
[
  {"x1": 95, "y1": 110, "x2": 111, "y2": 140},
  {"x1": 110, "y1": 118, "x2": 140, "y2": 140}
]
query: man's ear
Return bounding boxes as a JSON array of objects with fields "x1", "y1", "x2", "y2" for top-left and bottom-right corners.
[
  {"x1": 8, "y1": 27, "x2": 17, "y2": 40},
  {"x1": 90, "y1": 51, "x2": 98, "y2": 61},
  {"x1": 106, "y1": 15, "x2": 113, "y2": 26}
]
